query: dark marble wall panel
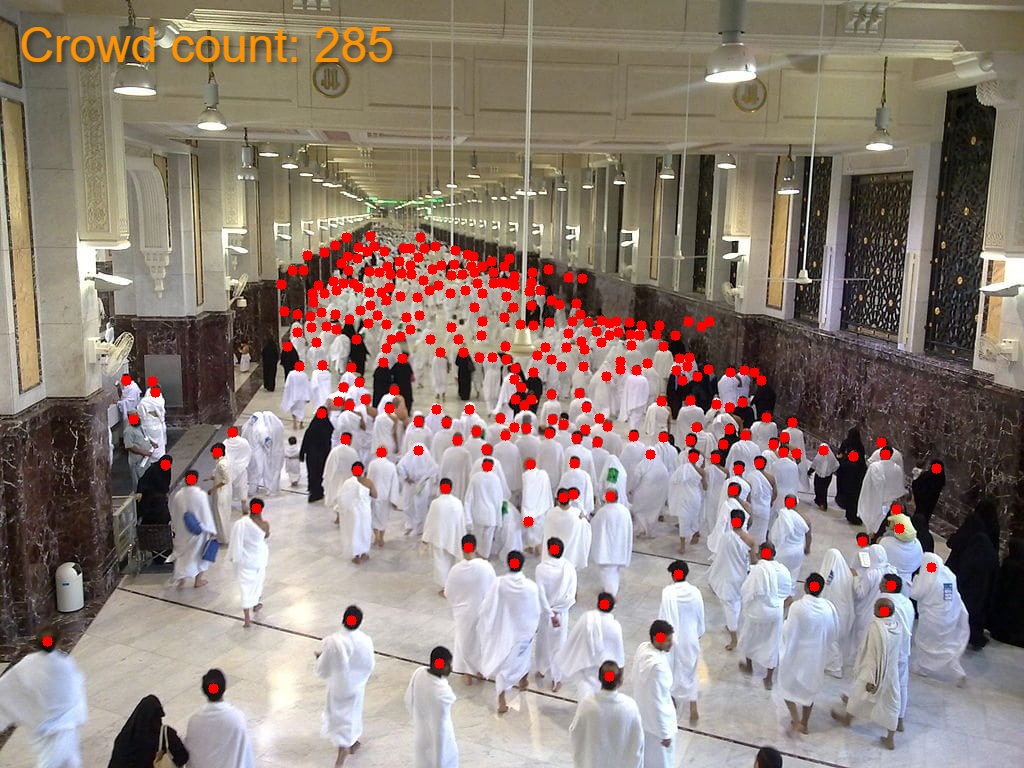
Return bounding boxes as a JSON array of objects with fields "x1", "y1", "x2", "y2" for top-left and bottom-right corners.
[
  {"x1": 114, "y1": 312, "x2": 234, "y2": 426},
  {"x1": 742, "y1": 318, "x2": 1023, "y2": 538},
  {"x1": 0, "y1": 391, "x2": 116, "y2": 645},
  {"x1": 539, "y1": 258, "x2": 1024, "y2": 538},
  {"x1": 232, "y1": 280, "x2": 282, "y2": 352}
]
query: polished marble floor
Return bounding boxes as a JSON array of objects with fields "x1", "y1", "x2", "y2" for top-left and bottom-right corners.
[{"x1": 3, "y1": 376, "x2": 1023, "y2": 768}]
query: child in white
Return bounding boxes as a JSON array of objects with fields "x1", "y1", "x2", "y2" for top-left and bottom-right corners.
[{"x1": 285, "y1": 436, "x2": 302, "y2": 487}]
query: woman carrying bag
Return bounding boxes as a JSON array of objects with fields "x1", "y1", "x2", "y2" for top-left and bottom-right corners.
[{"x1": 107, "y1": 694, "x2": 189, "y2": 768}]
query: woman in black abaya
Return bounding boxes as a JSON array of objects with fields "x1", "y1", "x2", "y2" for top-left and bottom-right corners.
[
  {"x1": 989, "y1": 538, "x2": 1024, "y2": 647},
  {"x1": 135, "y1": 455, "x2": 173, "y2": 525},
  {"x1": 947, "y1": 496, "x2": 1001, "y2": 649},
  {"x1": 835, "y1": 426, "x2": 867, "y2": 524},
  {"x1": 456, "y1": 351, "x2": 475, "y2": 401},
  {"x1": 108, "y1": 695, "x2": 188, "y2": 768},
  {"x1": 261, "y1": 338, "x2": 279, "y2": 392},
  {"x1": 279, "y1": 338, "x2": 300, "y2": 378},
  {"x1": 372, "y1": 360, "x2": 392, "y2": 408},
  {"x1": 299, "y1": 409, "x2": 334, "y2": 503},
  {"x1": 348, "y1": 323, "x2": 368, "y2": 375},
  {"x1": 391, "y1": 354, "x2": 415, "y2": 410},
  {"x1": 911, "y1": 459, "x2": 946, "y2": 525}
]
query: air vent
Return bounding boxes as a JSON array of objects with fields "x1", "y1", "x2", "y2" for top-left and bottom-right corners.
[{"x1": 293, "y1": 0, "x2": 332, "y2": 12}]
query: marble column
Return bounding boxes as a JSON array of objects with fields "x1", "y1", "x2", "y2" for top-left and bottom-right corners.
[
  {"x1": 0, "y1": 12, "x2": 122, "y2": 644},
  {"x1": 975, "y1": 58, "x2": 1024, "y2": 392}
]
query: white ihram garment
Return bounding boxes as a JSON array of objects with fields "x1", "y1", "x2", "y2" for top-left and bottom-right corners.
[{"x1": 315, "y1": 628, "x2": 375, "y2": 747}]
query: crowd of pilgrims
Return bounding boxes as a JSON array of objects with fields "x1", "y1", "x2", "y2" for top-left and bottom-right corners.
[{"x1": 3, "y1": 226, "x2": 1022, "y2": 768}]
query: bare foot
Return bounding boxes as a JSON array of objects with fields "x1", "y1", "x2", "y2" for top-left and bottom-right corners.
[
  {"x1": 725, "y1": 641, "x2": 736, "y2": 651},
  {"x1": 552, "y1": 682, "x2": 562, "y2": 693},
  {"x1": 176, "y1": 581, "x2": 185, "y2": 590},
  {"x1": 690, "y1": 533, "x2": 700, "y2": 544},
  {"x1": 738, "y1": 661, "x2": 752, "y2": 675},
  {"x1": 352, "y1": 557, "x2": 361, "y2": 564},
  {"x1": 463, "y1": 674, "x2": 475, "y2": 686},
  {"x1": 763, "y1": 676, "x2": 773, "y2": 691},
  {"x1": 957, "y1": 675, "x2": 967, "y2": 689},
  {"x1": 880, "y1": 734, "x2": 895, "y2": 750},
  {"x1": 830, "y1": 710, "x2": 852, "y2": 727},
  {"x1": 678, "y1": 542, "x2": 687, "y2": 554},
  {"x1": 438, "y1": 589, "x2": 446, "y2": 597},
  {"x1": 840, "y1": 694, "x2": 849, "y2": 705},
  {"x1": 243, "y1": 620, "x2": 252, "y2": 629},
  {"x1": 350, "y1": 741, "x2": 361, "y2": 754},
  {"x1": 517, "y1": 674, "x2": 529, "y2": 691},
  {"x1": 194, "y1": 579, "x2": 208, "y2": 588},
  {"x1": 897, "y1": 718, "x2": 904, "y2": 732},
  {"x1": 689, "y1": 703, "x2": 699, "y2": 723}
]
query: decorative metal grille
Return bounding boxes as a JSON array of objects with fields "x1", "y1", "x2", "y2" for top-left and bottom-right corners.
[
  {"x1": 690, "y1": 154, "x2": 715, "y2": 294},
  {"x1": 794, "y1": 156, "x2": 833, "y2": 322},
  {"x1": 840, "y1": 172, "x2": 912, "y2": 339},
  {"x1": 924, "y1": 87, "x2": 995, "y2": 361}
]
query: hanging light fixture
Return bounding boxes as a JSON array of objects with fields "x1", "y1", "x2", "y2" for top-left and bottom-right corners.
[
  {"x1": 112, "y1": 1, "x2": 157, "y2": 96},
  {"x1": 866, "y1": 57, "x2": 894, "y2": 152},
  {"x1": 777, "y1": 145, "x2": 800, "y2": 196},
  {"x1": 237, "y1": 128, "x2": 257, "y2": 182},
  {"x1": 431, "y1": 170, "x2": 443, "y2": 197},
  {"x1": 196, "y1": 36, "x2": 226, "y2": 131},
  {"x1": 717, "y1": 153, "x2": 738, "y2": 170},
  {"x1": 280, "y1": 145, "x2": 299, "y2": 170},
  {"x1": 297, "y1": 147, "x2": 313, "y2": 177},
  {"x1": 659, "y1": 154, "x2": 676, "y2": 180},
  {"x1": 613, "y1": 156, "x2": 626, "y2": 186},
  {"x1": 705, "y1": 0, "x2": 757, "y2": 84},
  {"x1": 467, "y1": 152, "x2": 481, "y2": 179},
  {"x1": 257, "y1": 143, "x2": 279, "y2": 158},
  {"x1": 582, "y1": 168, "x2": 595, "y2": 190}
]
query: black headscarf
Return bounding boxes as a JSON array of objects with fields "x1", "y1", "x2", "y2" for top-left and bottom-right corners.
[
  {"x1": 108, "y1": 695, "x2": 188, "y2": 768},
  {"x1": 839, "y1": 427, "x2": 865, "y2": 455},
  {"x1": 947, "y1": 496, "x2": 1001, "y2": 571}
]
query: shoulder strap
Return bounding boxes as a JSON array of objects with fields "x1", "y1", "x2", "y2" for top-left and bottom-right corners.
[{"x1": 159, "y1": 723, "x2": 168, "y2": 752}]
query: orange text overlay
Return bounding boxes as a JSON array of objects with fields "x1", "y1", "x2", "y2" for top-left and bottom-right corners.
[{"x1": 20, "y1": 26, "x2": 393, "y2": 64}]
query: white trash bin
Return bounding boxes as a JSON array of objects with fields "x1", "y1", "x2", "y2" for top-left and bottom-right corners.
[{"x1": 55, "y1": 562, "x2": 84, "y2": 612}]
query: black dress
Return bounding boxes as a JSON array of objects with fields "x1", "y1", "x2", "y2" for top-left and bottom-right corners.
[
  {"x1": 456, "y1": 355, "x2": 475, "y2": 401},
  {"x1": 300, "y1": 414, "x2": 334, "y2": 503},
  {"x1": 988, "y1": 539, "x2": 1024, "y2": 647},
  {"x1": 835, "y1": 428, "x2": 867, "y2": 522},
  {"x1": 372, "y1": 365, "x2": 391, "y2": 408},
  {"x1": 947, "y1": 506, "x2": 1001, "y2": 648},
  {"x1": 108, "y1": 695, "x2": 188, "y2": 768},
  {"x1": 751, "y1": 381, "x2": 777, "y2": 418},
  {"x1": 135, "y1": 458, "x2": 172, "y2": 525},
  {"x1": 911, "y1": 461, "x2": 945, "y2": 526},
  {"x1": 349, "y1": 328, "x2": 368, "y2": 375},
  {"x1": 390, "y1": 361, "x2": 414, "y2": 410},
  {"x1": 261, "y1": 340, "x2": 280, "y2": 392}
]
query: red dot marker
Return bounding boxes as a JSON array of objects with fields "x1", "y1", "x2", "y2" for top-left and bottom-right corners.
[
  {"x1": 510, "y1": 558, "x2": 521, "y2": 569},
  {"x1": 208, "y1": 683, "x2": 220, "y2": 695},
  {"x1": 654, "y1": 632, "x2": 667, "y2": 643},
  {"x1": 603, "y1": 671, "x2": 615, "y2": 682},
  {"x1": 433, "y1": 658, "x2": 445, "y2": 669},
  {"x1": 879, "y1": 605, "x2": 891, "y2": 617},
  {"x1": 926, "y1": 562, "x2": 937, "y2": 573},
  {"x1": 731, "y1": 516, "x2": 742, "y2": 528},
  {"x1": 41, "y1": 635, "x2": 53, "y2": 648}
]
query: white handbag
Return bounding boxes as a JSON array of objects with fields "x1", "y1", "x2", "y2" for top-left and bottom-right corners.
[{"x1": 153, "y1": 724, "x2": 176, "y2": 768}]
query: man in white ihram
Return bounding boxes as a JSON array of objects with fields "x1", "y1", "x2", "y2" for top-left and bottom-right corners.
[
  {"x1": 569, "y1": 661, "x2": 644, "y2": 768},
  {"x1": 444, "y1": 534, "x2": 497, "y2": 683},
  {"x1": 658, "y1": 560, "x2": 705, "y2": 722},
  {"x1": 534, "y1": 536, "x2": 578, "y2": 693},
  {"x1": 405, "y1": 646, "x2": 458, "y2": 768},
  {"x1": 242, "y1": 411, "x2": 286, "y2": 496},
  {"x1": 0, "y1": 626, "x2": 87, "y2": 768},
  {"x1": 315, "y1": 605, "x2": 375, "y2": 767},
  {"x1": 557, "y1": 592, "x2": 625, "y2": 700},
  {"x1": 632, "y1": 621, "x2": 677, "y2": 768},
  {"x1": 476, "y1": 550, "x2": 555, "y2": 714},
  {"x1": 185, "y1": 669, "x2": 255, "y2": 768}
]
